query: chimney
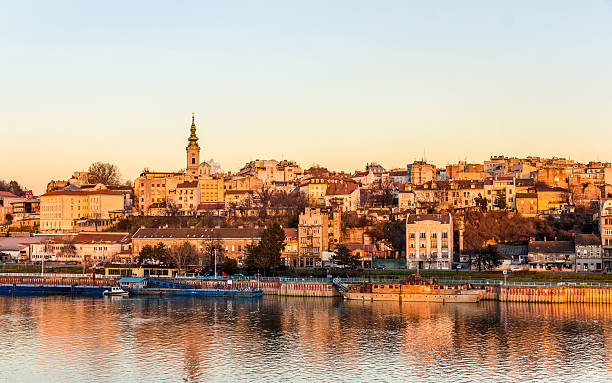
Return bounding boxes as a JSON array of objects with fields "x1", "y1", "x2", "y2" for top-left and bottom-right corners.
[{"x1": 544, "y1": 236, "x2": 547, "y2": 242}]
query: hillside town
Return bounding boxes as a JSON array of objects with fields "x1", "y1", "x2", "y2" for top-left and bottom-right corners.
[{"x1": 2, "y1": 115, "x2": 611, "y2": 274}]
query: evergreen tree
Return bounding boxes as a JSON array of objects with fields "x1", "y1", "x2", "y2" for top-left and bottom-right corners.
[
  {"x1": 244, "y1": 220, "x2": 286, "y2": 275},
  {"x1": 331, "y1": 244, "x2": 360, "y2": 269}
]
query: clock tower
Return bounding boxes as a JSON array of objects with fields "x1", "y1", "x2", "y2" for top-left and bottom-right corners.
[{"x1": 186, "y1": 113, "x2": 200, "y2": 178}]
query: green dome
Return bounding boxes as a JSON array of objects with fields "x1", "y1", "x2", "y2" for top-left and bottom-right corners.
[{"x1": 200, "y1": 161, "x2": 210, "y2": 167}]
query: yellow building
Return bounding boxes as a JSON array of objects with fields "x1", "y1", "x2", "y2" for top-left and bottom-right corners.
[
  {"x1": 536, "y1": 185, "x2": 571, "y2": 214},
  {"x1": 298, "y1": 208, "x2": 330, "y2": 267},
  {"x1": 199, "y1": 176, "x2": 226, "y2": 202},
  {"x1": 40, "y1": 190, "x2": 124, "y2": 232}
]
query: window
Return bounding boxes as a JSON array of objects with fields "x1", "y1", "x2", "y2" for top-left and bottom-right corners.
[
  {"x1": 442, "y1": 232, "x2": 448, "y2": 239},
  {"x1": 409, "y1": 232, "x2": 415, "y2": 239},
  {"x1": 192, "y1": 157, "x2": 196, "y2": 164},
  {"x1": 420, "y1": 232, "x2": 426, "y2": 239}
]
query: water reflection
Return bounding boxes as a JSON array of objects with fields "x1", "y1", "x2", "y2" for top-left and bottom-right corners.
[{"x1": 0, "y1": 296, "x2": 611, "y2": 382}]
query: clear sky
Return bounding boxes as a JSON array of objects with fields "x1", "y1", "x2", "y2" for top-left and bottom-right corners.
[{"x1": 1, "y1": 1, "x2": 612, "y2": 194}]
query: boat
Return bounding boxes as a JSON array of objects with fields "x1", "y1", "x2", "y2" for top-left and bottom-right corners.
[
  {"x1": 338, "y1": 275, "x2": 483, "y2": 303},
  {"x1": 103, "y1": 286, "x2": 129, "y2": 296}
]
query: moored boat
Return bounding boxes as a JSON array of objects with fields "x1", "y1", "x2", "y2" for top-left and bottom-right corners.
[
  {"x1": 340, "y1": 276, "x2": 483, "y2": 303},
  {"x1": 103, "y1": 286, "x2": 129, "y2": 296}
]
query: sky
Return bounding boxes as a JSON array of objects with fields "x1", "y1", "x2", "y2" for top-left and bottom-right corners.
[{"x1": 1, "y1": 1, "x2": 612, "y2": 194}]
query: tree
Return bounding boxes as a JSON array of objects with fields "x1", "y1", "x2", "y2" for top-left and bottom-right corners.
[
  {"x1": 138, "y1": 242, "x2": 170, "y2": 264},
  {"x1": 221, "y1": 258, "x2": 239, "y2": 275},
  {"x1": 383, "y1": 219, "x2": 405, "y2": 257},
  {"x1": 169, "y1": 242, "x2": 200, "y2": 274},
  {"x1": 497, "y1": 190, "x2": 507, "y2": 210},
  {"x1": 473, "y1": 245, "x2": 502, "y2": 272},
  {"x1": 331, "y1": 244, "x2": 360, "y2": 269},
  {"x1": 475, "y1": 193, "x2": 488, "y2": 212},
  {"x1": 4, "y1": 213, "x2": 13, "y2": 224},
  {"x1": 88, "y1": 162, "x2": 121, "y2": 185},
  {"x1": 0, "y1": 180, "x2": 25, "y2": 197},
  {"x1": 244, "y1": 220, "x2": 286, "y2": 275}
]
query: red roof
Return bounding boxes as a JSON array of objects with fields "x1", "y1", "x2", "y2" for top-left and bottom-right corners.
[
  {"x1": 406, "y1": 214, "x2": 451, "y2": 224},
  {"x1": 71, "y1": 232, "x2": 130, "y2": 243},
  {"x1": 0, "y1": 191, "x2": 19, "y2": 198},
  {"x1": 283, "y1": 228, "x2": 297, "y2": 240},
  {"x1": 176, "y1": 181, "x2": 199, "y2": 188},
  {"x1": 326, "y1": 183, "x2": 358, "y2": 196},
  {"x1": 42, "y1": 189, "x2": 122, "y2": 197}
]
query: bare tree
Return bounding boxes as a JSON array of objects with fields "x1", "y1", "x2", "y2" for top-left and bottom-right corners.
[
  {"x1": 88, "y1": 162, "x2": 121, "y2": 185},
  {"x1": 170, "y1": 242, "x2": 200, "y2": 274}
]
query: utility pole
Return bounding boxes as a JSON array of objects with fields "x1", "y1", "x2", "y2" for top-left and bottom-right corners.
[{"x1": 214, "y1": 247, "x2": 217, "y2": 278}]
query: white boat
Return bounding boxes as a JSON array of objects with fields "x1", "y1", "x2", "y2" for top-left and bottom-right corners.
[{"x1": 103, "y1": 286, "x2": 129, "y2": 296}]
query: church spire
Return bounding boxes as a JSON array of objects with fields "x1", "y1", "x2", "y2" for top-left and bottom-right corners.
[{"x1": 187, "y1": 112, "x2": 200, "y2": 149}]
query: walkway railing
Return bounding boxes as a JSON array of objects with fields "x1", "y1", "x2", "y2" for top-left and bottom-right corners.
[{"x1": 3, "y1": 273, "x2": 612, "y2": 288}]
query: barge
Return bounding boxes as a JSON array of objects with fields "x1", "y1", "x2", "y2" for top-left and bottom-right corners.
[{"x1": 337, "y1": 276, "x2": 483, "y2": 303}]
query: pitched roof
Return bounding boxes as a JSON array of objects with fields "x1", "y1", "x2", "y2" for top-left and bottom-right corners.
[
  {"x1": 326, "y1": 183, "x2": 358, "y2": 196},
  {"x1": 406, "y1": 214, "x2": 451, "y2": 225},
  {"x1": 528, "y1": 240, "x2": 574, "y2": 254},
  {"x1": 574, "y1": 233, "x2": 601, "y2": 247},
  {"x1": 0, "y1": 191, "x2": 19, "y2": 198},
  {"x1": 132, "y1": 227, "x2": 264, "y2": 240},
  {"x1": 283, "y1": 228, "x2": 297, "y2": 240},
  {"x1": 41, "y1": 189, "x2": 122, "y2": 197},
  {"x1": 176, "y1": 181, "x2": 199, "y2": 188},
  {"x1": 71, "y1": 232, "x2": 130, "y2": 243}
]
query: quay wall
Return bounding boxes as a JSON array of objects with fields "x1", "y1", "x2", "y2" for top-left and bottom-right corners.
[
  {"x1": 481, "y1": 285, "x2": 612, "y2": 304},
  {"x1": 167, "y1": 279, "x2": 339, "y2": 297}
]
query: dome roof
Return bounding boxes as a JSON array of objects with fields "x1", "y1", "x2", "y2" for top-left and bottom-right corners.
[{"x1": 200, "y1": 161, "x2": 211, "y2": 167}]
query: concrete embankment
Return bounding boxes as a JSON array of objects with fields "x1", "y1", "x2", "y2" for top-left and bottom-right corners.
[{"x1": 481, "y1": 285, "x2": 612, "y2": 304}]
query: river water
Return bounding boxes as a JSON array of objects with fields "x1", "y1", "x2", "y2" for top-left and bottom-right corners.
[{"x1": 0, "y1": 295, "x2": 611, "y2": 382}]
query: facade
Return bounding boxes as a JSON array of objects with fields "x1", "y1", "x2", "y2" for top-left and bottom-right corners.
[
  {"x1": 298, "y1": 177, "x2": 354, "y2": 207},
  {"x1": 237, "y1": 160, "x2": 302, "y2": 185},
  {"x1": 515, "y1": 193, "x2": 538, "y2": 217},
  {"x1": 281, "y1": 228, "x2": 299, "y2": 267},
  {"x1": 298, "y1": 208, "x2": 329, "y2": 267},
  {"x1": 39, "y1": 189, "x2": 124, "y2": 232},
  {"x1": 601, "y1": 199, "x2": 612, "y2": 261},
  {"x1": 168, "y1": 181, "x2": 200, "y2": 214},
  {"x1": 484, "y1": 176, "x2": 515, "y2": 210},
  {"x1": 405, "y1": 213, "x2": 453, "y2": 270},
  {"x1": 574, "y1": 234, "x2": 602, "y2": 272},
  {"x1": 324, "y1": 183, "x2": 360, "y2": 212},
  {"x1": 410, "y1": 161, "x2": 436, "y2": 185},
  {"x1": 29, "y1": 232, "x2": 130, "y2": 264},
  {"x1": 527, "y1": 240, "x2": 574, "y2": 270}
]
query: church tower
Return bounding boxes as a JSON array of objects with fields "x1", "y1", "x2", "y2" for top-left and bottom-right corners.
[{"x1": 186, "y1": 113, "x2": 200, "y2": 178}]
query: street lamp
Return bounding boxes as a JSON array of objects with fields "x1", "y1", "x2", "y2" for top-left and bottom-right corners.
[{"x1": 214, "y1": 247, "x2": 217, "y2": 278}]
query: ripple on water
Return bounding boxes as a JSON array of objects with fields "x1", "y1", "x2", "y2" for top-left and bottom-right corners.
[{"x1": 0, "y1": 297, "x2": 612, "y2": 382}]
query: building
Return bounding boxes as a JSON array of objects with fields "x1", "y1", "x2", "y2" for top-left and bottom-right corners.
[
  {"x1": 515, "y1": 193, "x2": 538, "y2": 217},
  {"x1": 410, "y1": 161, "x2": 436, "y2": 185},
  {"x1": 131, "y1": 227, "x2": 263, "y2": 266},
  {"x1": 39, "y1": 189, "x2": 124, "y2": 232},
  {"x1": 405, "y1": 213, "x2": 453, "y2": 270},
  {"x1": 484, "y1": 176, "x2": 515, "y2": 210},
  {"x1": 446, "y1": 161, "x2": 484, "y2": 181},
  {"x1": 237, "y1": 160, "x2": 302, "y2": 185},
  {"x1": 601, "y1": 199, "x2": 612, "y2": 263},
  {"x1": 168, "y1": 181, "x2": 200, "y2": 215},
  {"x1": 324, "y1": 183, "x2": 360, "y2": 212},
  {"x1": 281, "y1": 228, "x2": 299, "y2": 267},
  {"x1": 527, "y1": 240, "x2": 574, "y2": 271},
  {"x1": 298, "y1": 208, "x2": 329, "y2": 267},
  {"x1": 298, "y1": 177, "x2": 355, "y2": 207},
  {"x1": 574, "y1": 234, "x2": 603, "y2": 272},
  {"x1": 29, "y1": 232, "x2": 130, "y2": 264}
]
